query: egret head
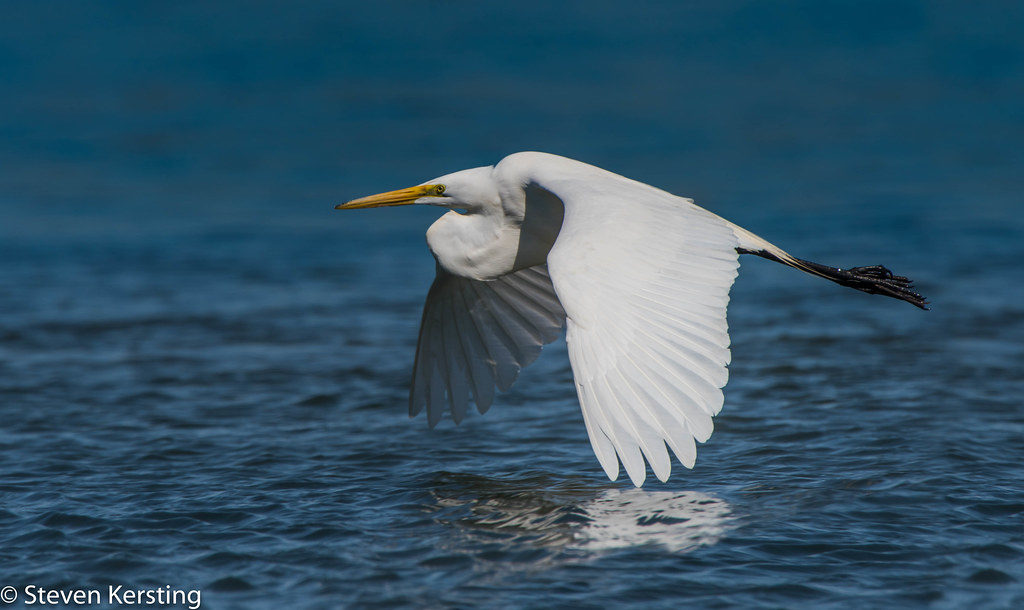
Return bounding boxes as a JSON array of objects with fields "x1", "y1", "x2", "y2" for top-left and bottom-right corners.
[{"x1": 335, "y1": 166, "x2": 500, "y2": 214}]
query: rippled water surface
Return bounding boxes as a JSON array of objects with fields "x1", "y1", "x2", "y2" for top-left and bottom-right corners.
[{"x1": 2, "y1": 2, "x2": 1023, "y2": 608}]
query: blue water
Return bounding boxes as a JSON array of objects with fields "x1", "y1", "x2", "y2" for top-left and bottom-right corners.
[{"x1": 2, "y1": 2, "x2": 1023, "y2": 608}]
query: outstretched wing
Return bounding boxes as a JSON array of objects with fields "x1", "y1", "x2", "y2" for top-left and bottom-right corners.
[
  {"x1": 542, "y1": 173, "x2": 740, "y2": 486},
  {"x1": 410, "y1": 264, "x2": 566, "y2": 427}
]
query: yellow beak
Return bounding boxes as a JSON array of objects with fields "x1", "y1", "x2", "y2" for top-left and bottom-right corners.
[{"x1": 335, "y1": 184, "x2": 444, "y2": 210}]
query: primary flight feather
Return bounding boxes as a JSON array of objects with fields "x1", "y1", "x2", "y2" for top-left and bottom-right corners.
[{"x1": 336, "y1": 152, "x2": 926, "y2": 486}]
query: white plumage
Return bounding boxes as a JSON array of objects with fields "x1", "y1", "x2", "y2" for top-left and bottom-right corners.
[{"x1": 337, "y1": 152, "x2": 926, "y2": 486}]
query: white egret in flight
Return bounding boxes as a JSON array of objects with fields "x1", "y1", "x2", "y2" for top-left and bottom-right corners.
[{"x1": 336, "y1": 152, "x2": 926, "y2": 486}]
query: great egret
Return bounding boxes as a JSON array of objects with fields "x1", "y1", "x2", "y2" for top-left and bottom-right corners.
[{"x1": 336, "y1": 152, "x2": 926, "y2": 486}]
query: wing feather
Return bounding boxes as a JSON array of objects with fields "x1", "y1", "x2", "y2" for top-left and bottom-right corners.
[
  {"x1": 440, "y1": 303, "x2": 471, "y2": 423},
  {"x1": 571, "y1": 335, "x2": 647, "y2": 485},
  {"x1": 578, "y1": 391, "x2": 620, "y2": 480},
  {"x1": 410, "y1": 264, "x2": 566, "y2": 425},
  {"x1": 448, "y1": 285, "x2": 496, "y2": 412},
  {"x1": 461, "y1": 282, "x2": 522, "y2": 391},
  {"x1": 543, "y1": 175, "x2": 741, "y2": 485}
]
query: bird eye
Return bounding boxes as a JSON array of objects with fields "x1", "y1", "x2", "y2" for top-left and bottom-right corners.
[{"x1": 435, "y1": 185, "x2": 446, "y2": 195}]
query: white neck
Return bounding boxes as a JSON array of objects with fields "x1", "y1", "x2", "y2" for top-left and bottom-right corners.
[{"x1": 426, "y1": 152, "x2": 608, "y2": 280}]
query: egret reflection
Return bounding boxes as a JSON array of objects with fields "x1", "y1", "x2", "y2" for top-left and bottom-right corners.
[
  {"x1": 428, "y1": 478, "x2": 736, "y2": 555},
  {"x1": 573, "y1": 488, "x2": 735, "y2": 553}
]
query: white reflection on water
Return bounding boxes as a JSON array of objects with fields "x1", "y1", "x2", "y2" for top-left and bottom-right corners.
[
  {"x1": 571, "y1": 488, "x2": 735, "y2": 553},
  {"x1": 430, "y1": 478, "x2": 736, "y2": 556}
]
